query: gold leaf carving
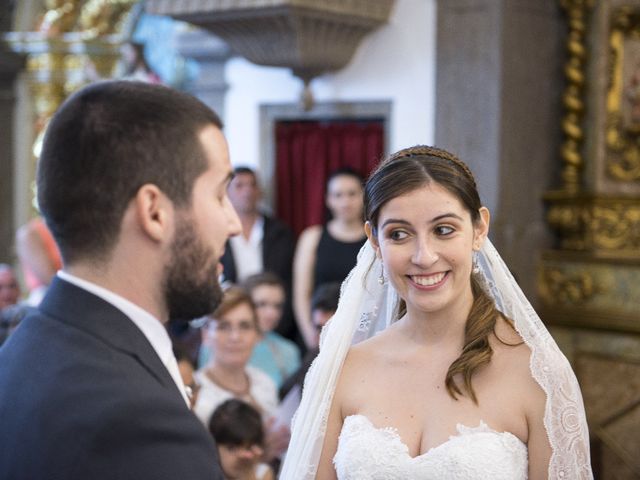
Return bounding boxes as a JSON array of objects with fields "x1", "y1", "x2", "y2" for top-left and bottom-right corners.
[
  {"x1": 558, "y1": 0, "x2": 593, "y2": 191},
  {"x1": 545, "y1": 194, "x2": 640, "y2": 253},
  {"x1": 541, "y1": 268, "x2": 598, "y2": 304},
  {"x1": 606, "y1": 7, "x2": 640, "y2": 182}
]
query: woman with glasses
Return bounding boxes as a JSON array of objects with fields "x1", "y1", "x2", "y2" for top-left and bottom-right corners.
[{"x1": 194, "y1": 287, "x2": 289, "y2": 463}]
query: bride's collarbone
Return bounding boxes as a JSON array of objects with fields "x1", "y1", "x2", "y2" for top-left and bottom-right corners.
[{"x1": 339, "y1": 364, "x2": 528, "y2": 449}]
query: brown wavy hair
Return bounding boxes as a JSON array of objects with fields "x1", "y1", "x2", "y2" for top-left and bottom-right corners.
[{"x1": 364, "y1": 145, "x2": 506, "y2": 404}]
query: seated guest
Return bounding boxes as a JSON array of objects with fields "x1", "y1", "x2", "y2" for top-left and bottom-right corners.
[
  {"x1": 194, "y1": 287, "x2": 288, "y2": 461},
  {"x1": 208, "y1": 399, "x2": 274, "y2": 480},
  {"x1": 194, "y1": 287, "x2": 277, "y2": 422},
  {"x1": 243, "y1": 272, "x2": 301, "y2": 389},
  {"x1": 0, "y1": 264, "x2": 21, "y2": 310},
  {"x1": 279, "y1": 282, "x2": 341, "y2": 401}
]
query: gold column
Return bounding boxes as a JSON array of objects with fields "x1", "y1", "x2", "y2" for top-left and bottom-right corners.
[
  {"x1": 540, "y1": 2, "x2": 640, "y2": 477},
  {"x1": 3, "y1": 0, "x2": 139, "y2": 213}
]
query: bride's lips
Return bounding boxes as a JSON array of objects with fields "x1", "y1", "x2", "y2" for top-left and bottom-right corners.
[
  {"x1": 216, "y1": 262, "x2": 224, "y2": 277},
  {"x1": 407, "y1": 271, "x2": 449, "y2": 290}
]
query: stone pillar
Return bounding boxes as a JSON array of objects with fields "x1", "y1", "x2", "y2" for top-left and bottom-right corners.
[
  {"x1": 174, "y1": 28, "x2": 231, "y2": 120},
  {"x1": 435, "y1": 0, "x2": 564, "y2": 301},
  {"x1": 0, "y1": 46, "x2": 24, "y2": 264}
]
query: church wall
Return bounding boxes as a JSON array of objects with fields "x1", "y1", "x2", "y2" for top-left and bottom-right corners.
[{"x1": 222, "y1": 0, "x2": 436, "y2": 168}]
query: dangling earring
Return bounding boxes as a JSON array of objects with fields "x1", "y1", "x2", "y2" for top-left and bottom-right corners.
[
  {"x1": 472, "y1": 251, "x2": 481, "y2": 274},
  {"x1": 378, "y1": 261, "x2": 386, "y2": 285}
]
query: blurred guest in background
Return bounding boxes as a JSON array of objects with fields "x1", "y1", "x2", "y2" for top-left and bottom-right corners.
[
  {"x1": 0, "y1": 264, "x2": 21, "y2": 310},
  {"x1": 220, "y1": 167, "x2": 297, "y2": 345},
  {"x1": 209, "y1": 399, "x2": 274, "y2": 480},
  {"x1": 15, "y1": 217, "x2": 62, "y2": 306},
  {"x1": 243, "y1": 272, "x2": 301, "y2": 389},
  {"x1": 293, "y1": 168, "x2": 366, "y2": 347},
  {"x1": 195, "y1": 287, "x2": 288, "y2": 462},
  {"x1": 279, "y1": 281, "x2": 340, "y2": 401}
]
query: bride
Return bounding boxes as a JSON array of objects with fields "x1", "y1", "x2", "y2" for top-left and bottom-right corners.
[{"x1": 280, "y1": 146, "x2": 592, "y2": 479}]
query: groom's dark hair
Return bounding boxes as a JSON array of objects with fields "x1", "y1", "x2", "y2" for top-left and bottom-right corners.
[{"x1": 37, "y1": 80, "x2": 222, "y2": 265}]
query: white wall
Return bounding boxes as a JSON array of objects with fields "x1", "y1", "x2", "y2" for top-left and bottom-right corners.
[{"x1": 223, "y1": 0, "x2": 436, "y2": 169}]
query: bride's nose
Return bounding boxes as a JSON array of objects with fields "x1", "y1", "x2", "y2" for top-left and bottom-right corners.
[{"x1": 411, "y1": 236, "x2": 438, "y2": 267}]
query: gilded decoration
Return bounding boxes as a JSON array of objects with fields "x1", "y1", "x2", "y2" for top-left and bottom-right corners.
[
  {"x1": 545, "y1": 193, "x2": 640, "y2": 254},
  {"x1": 558, "y1": 0, "x2": 593, "y2": 192},
  {"x1": 606, "y1": 6, "x2": 640, "y2": 182},
  {"x1": 3, "y1": 0, "x2": 140, "y2": 211},
  {"x1": 539, "y1": 254, "x2": 640, "y2": 333}
]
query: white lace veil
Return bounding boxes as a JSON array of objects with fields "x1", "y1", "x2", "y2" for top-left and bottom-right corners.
[{"x1": 280, "y1": 238, "x2": 593, "y2": 479}]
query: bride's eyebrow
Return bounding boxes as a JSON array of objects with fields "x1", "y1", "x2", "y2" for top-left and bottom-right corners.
[
  {"x1": 430, "y1": 213, "x2": 464, "y2": 223},
  {"x1": 380, "y1": 219, "x2": 411, "y2": 229},
  {"x1": 380, "y1": 213, "x2": 464, "y2": 230}
]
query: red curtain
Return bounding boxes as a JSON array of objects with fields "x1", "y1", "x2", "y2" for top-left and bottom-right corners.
[{"x1": 275, "y1": 120, "x2": 384, "y2": 237}]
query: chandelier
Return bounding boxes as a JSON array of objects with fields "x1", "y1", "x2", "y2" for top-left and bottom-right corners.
[{"x1": 146, "y1": 0, "x2": 396, "y2": 108}]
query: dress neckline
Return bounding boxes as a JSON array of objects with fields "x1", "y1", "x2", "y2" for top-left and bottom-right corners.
[{"x1": 342, "y1": 413, "x2": 526, "y2": 461}]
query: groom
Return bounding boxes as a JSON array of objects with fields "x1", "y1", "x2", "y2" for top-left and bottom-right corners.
[{"x1": 0, "y1": 81, "x2": 241, "y2": 479}]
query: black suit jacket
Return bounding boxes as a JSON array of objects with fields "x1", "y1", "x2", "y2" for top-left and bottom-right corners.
[
  {"x1": 220, "y1": 214, "x2": 294, "y2": 287},
  {"x1": 0, "y1": 278, "x2": 223, "y2": 480}
]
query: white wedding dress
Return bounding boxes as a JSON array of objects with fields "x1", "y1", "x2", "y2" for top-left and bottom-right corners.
[
  {"x1": 280, "y1": 241, "x2": 591, "y2": 479},
  {"x1": 333, "y1": 415, "x2": 528, "y2": 479}
]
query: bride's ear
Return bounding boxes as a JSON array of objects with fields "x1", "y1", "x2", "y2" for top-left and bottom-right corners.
[
  {"x1": 473, "y1": 207, "x2": 490, "y2": 250},
  {"x1": 365, "y1": 221, "x2": 381, "y2": 258}
]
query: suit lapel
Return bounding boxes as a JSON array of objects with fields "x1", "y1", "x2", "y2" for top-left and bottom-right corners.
[{"x1": 39, "y1": 278, "x2": 180, "y2": 395}]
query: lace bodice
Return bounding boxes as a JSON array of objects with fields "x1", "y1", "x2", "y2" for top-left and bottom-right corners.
[{"x1": 333, "y1": 415, "x2": 528, "y2": 479}]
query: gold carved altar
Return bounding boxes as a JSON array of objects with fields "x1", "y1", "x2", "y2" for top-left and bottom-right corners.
[{"x1": 539, "y1": 2, "x2": 640, "y2": 477}]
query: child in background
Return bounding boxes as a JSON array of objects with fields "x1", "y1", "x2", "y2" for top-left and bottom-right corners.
[
  {"x1": 242, "y1": 273, "x2": 301, "y2": 389},
  {"x1": 209, "y1": 399, "x2": 274, "y2": 480}
]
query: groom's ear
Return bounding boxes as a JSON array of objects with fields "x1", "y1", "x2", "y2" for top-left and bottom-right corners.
[{"x1": 364, "y1": 222, "x2": 381, "y2": 258}]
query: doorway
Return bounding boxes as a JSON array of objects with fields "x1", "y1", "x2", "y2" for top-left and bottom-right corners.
[{"x1": 260, "y1": 101, "x2": 391, "y2": 236}]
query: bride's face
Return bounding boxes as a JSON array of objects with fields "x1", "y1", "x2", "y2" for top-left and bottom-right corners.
[{"x1": 368, "y1": 182, "x2": 488, "y2": 319}]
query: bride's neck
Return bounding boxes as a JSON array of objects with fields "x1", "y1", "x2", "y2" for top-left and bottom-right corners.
[{"x1": 402, "y1": 294, "x2": 474, "y2": 347}]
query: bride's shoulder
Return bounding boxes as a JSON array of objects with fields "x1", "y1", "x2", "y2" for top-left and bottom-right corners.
[
  {"x1": 342, "y1": 329, "x2": 397, "y2": 371},
  {"x1": 489, "y1": 316, "x2": 546, "y2": 404}
]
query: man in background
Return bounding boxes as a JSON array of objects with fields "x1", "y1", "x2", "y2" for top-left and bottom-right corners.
[
  {"x1": 220, "y1": 167, "x2": 299, "y2": 345},
  {"x1": 0, "y1": 81, "x2": 240, "y2": 479}
]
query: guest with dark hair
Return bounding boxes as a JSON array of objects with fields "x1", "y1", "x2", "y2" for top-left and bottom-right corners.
[
  {"x1": 293, "y1": 168, "x2": 366, "y2": 348},
  {"x1": 220, "y1": 166, "x2": 298, "y2": 344},
  {"x1": 208, "y1": 399, "x2": 274, "y2": 480},
  {"x1": 121, "y1": 42, "x2": 162, "y2": 84},
  {"x1": 0, "y1": 80, "x2": 242, "y2": 479}
]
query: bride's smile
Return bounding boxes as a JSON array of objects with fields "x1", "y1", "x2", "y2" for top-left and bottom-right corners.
[{"x1": 370, "y1": 182, "x2": 488, "y2": 321}]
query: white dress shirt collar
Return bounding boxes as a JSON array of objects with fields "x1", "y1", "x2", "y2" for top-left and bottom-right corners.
[{"x1": 56, "y1": 270, "x2": 190, "y2": 406}]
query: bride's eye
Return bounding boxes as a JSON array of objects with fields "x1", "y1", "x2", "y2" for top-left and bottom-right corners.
[
  {"x1": 388, "y1": 229, "x2": 409, "y2": 241},
  {"x1": 435, "y1": 225, "x2": 454, "y2": 236}
]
